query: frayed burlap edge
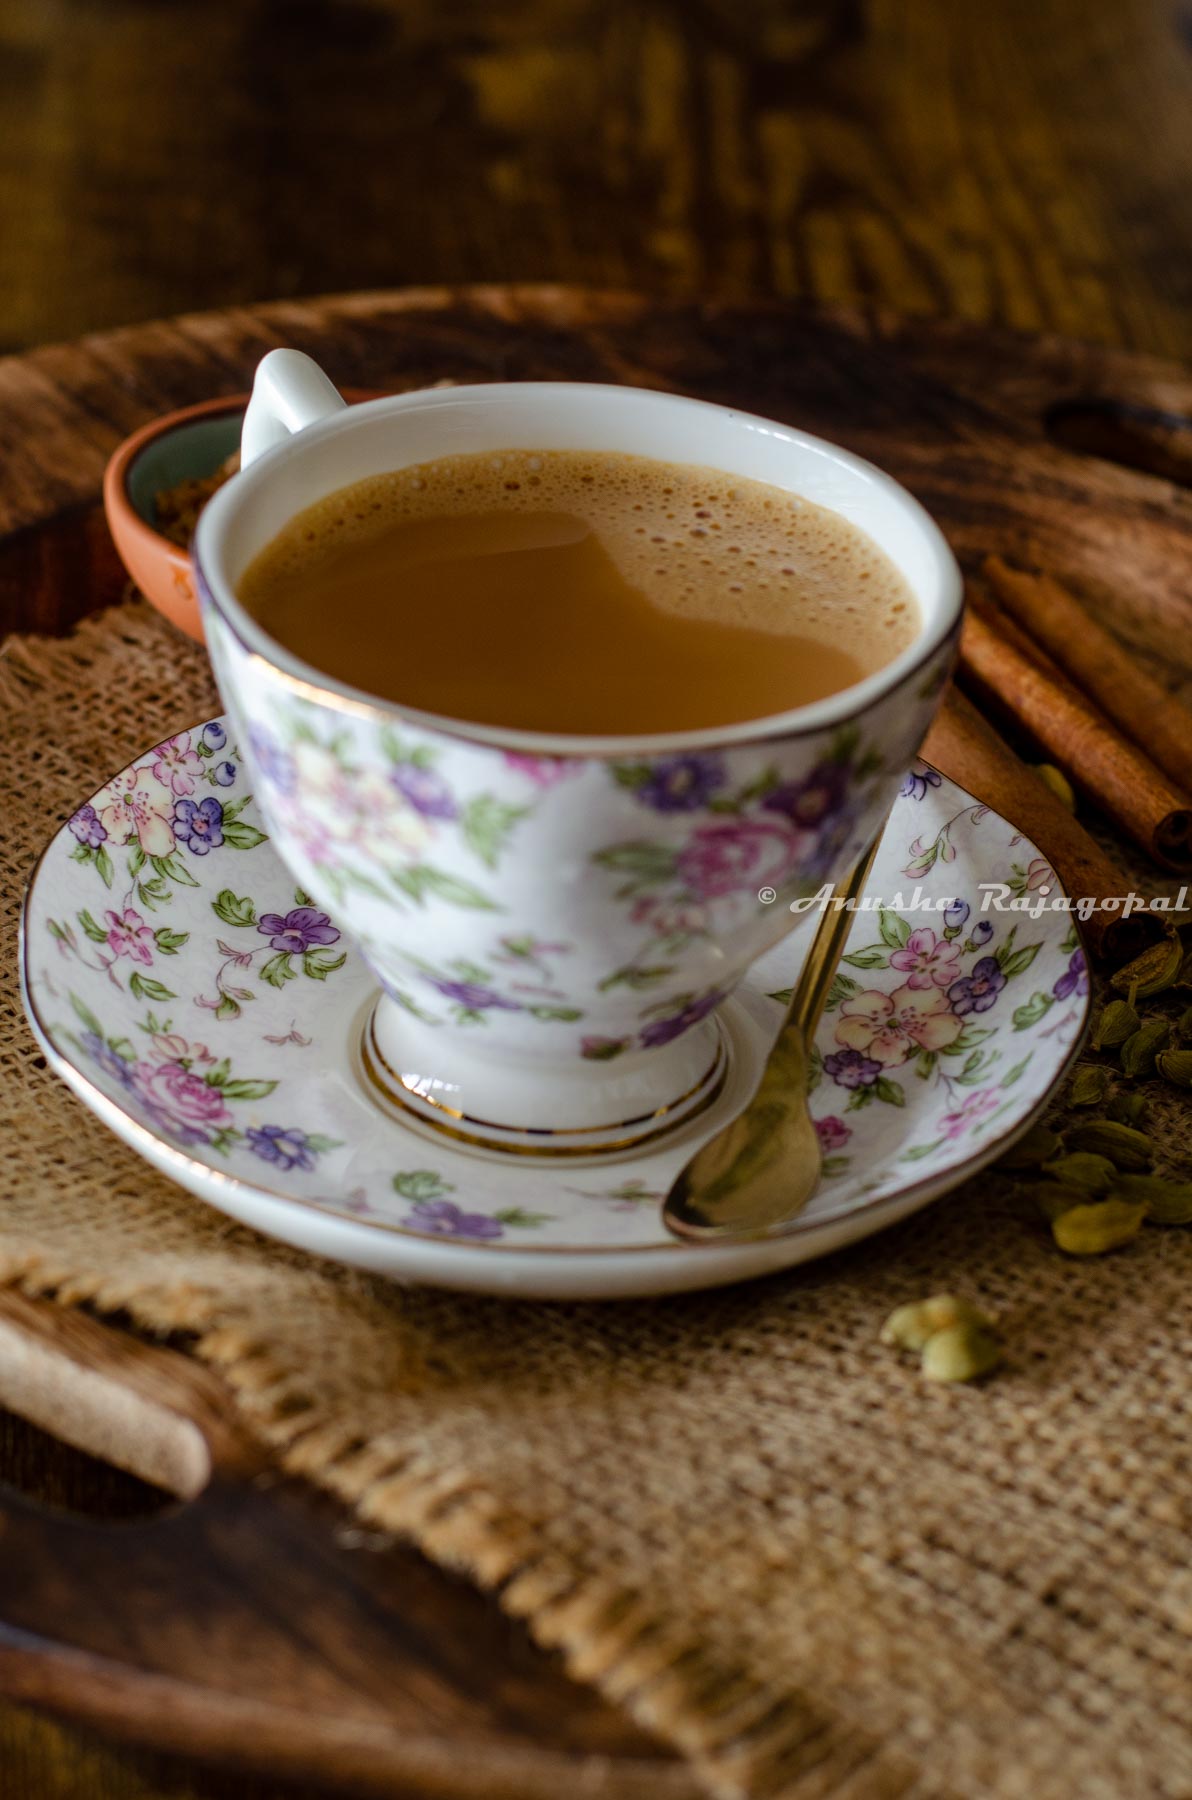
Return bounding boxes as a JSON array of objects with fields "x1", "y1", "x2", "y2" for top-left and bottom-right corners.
[{"x1": 0, "y1": 1258, "x2": 926, "y2": 1800}]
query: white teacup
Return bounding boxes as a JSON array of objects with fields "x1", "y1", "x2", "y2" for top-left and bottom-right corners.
[{"x1": 195, "y1": 352, "x2": 962, "y2": 1155}]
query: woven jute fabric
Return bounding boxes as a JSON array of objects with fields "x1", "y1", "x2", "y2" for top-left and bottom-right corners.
[{"x1": 3, "y1": 602, "x2": 1191, "y2": 1800}]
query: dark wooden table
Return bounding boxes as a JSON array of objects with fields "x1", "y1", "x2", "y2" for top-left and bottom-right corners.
[
  {"x1": 3, "y1": 0, "x2": 1192, "y2": 360},
  {"x1": 2, "y1": 2, "x2": 1191, "y2": 1793}
]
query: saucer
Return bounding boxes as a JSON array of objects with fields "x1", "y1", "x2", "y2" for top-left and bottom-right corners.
[{"x1": 22, "y1": 718, "x2": 1089, "y2": 1300}]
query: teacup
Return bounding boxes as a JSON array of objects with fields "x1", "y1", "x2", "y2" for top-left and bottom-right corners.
[{"x1": 195, "y1": 351, "x2": 962, "y2": 1155}]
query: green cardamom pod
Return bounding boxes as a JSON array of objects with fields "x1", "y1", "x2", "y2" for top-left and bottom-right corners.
[
  {"x1": 1110, "y1": 1175, "x2": 1192, "y2": 1226},
  {"x1": 1067, "y1": 1066, "x2": 1110, "y2": 1106},
  {"x1": 1043, "y1": 1152, "x2": 1117, "y2": 1193},
  {"x1": 1109, "y1": 934, "x2": 1184, "y2": 1001},
  {"x1": 880, "y1": 1293, "x2": 991, "y2": 1351},
  {"x1": 998, "y1": 1121, "x2": 1063, "y2": 1169},
  {"x1": 1091, "y1": 1000, "x2": 1140, "y2": 1050},
  {"x1": 921, "y1": 1322, "x2": 1001, "y2": 1383},
  {"x1": 1066, "y1": 1121, "x2": 1153, "y2": 1170},
  {"x1": 1155, "y1": 1049, "x2": 1192, "y2": 1089},
  {"x1": 1031, "y1": 763, "x2": 1076, "y2": 812},
  {"x1": 1052, "y1": 1198, "x2": 1148, "y2": 1256},
  {"x1": 1031, "y1": 1183, "x2": 1092, "y2": 1222},
  {"x1": 1119, "y1": 1018, "x2": 1172, "y2": 1079},
  {"x1": 1107, "y1": 1092, "x2": 1149, "y2": 1127},
  {"x1": 1175, "y1": 1005, "x2": 1192, "y2": 1042}
]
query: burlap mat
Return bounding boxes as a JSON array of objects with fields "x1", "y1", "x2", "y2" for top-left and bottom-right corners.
[{"x1": 3, "y1": 602, "x2": 1191, "y2": 1800}]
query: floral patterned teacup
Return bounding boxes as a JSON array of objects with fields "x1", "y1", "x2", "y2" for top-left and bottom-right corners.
[{"x1": 194, "y1": 352, "x2": 962, "y2": 1153}]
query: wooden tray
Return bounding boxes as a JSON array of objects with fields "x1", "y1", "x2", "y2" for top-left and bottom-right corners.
[{"x1": 3, "y1": 286, "x2": 1191, "y2": 1793}]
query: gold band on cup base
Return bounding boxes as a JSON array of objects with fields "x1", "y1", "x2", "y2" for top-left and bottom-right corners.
[{"x1": 358, "y1": 1009, "x2": 729, "y2": 1159}]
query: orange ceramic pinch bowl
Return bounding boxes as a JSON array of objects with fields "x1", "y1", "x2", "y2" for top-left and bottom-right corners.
[
  {"x1": 103, "y1": 394, "x2": 248, "y2": 642},
  {"x1": 104, "y1": 388, "x2": 384, "y2": 642}
]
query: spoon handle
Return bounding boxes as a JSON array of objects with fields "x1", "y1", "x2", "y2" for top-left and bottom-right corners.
[{"x1": 661, "y1": 830, "x2": 882, "y2": 1242}]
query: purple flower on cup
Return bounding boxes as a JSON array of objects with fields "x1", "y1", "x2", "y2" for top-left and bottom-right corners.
[
  {"x1": 202, "y1": 721, "x2": 227, "y2": 750},
  {"x1": 943, "y1": 898, "x2": 970, "y2": 930},
  {"x1": 635, "y1": 755, "x2": 725, "y2": 812},
  {"x1": 970, "y1": 920, "x2": 994, "y2": 947},
  {"x1": 211, "y1": 761, "x2": 237, "y2": 787},
  {"x1": 173, "y1": 796, "x2": 224, "y2": 854},
  {"x1": 246, "y1": 1125, "x2": 317, "y2": 1172},
  {"x1": 639, "y1": 989, "x2": 724, "y2": 1048},
  {"x1": 1053, "y1": 948, "x2": 1088, "y2": 1001},
  {"x1": 257, "y1": 906, "x2": 340, "y2": 955},
  {"x1": 763, "y1": 760, "x2": 849, "y2": 830},
  {"x1": 248, "y1": 724, "x2": 297, "y2": 795},
  {"x1": 427, "y1": 977, "x2": 521, "y2": 1011},
  {"x1": 404, "y1": 1199, "x2": 504, "y2": 1240},
  {"x1": 899, "y1": 764, "x2": 942, "y2": 802},
  {"x1": 823, "y1": 1047, "x2": 882, "y2": 1089},
  {"x1": 677, "y1": 818, "x2": 806, "y2": 900},
  {"x1": 814, "y1": 1115, "x2": 851, "y2": 1152},
  {"x1": 68, "y1": 803, "x2": 108, "y2": 849},
  {"x1": 390, "y1": 763, "x2": 458, "y2": 819},
  {"x1": 947, "y1": 955, "x2": 1006, "y2": 1016}
]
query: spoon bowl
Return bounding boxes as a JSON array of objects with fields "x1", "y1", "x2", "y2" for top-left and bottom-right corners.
[{"x1": 664, "y1": 838, "x2": 881, "y2": 1242}]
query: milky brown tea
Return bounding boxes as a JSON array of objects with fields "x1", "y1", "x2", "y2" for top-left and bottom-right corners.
[{"x1": 237, "y1": 449, "x2": 919, "y2": 735}]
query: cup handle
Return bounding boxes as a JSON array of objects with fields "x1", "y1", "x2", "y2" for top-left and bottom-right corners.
[{"x1": 240, "y1": 348, "x2": 348, "y2": 468}]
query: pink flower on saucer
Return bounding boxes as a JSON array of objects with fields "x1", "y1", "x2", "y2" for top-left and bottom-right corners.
[
  {"x1": 150, "y1": 1032, "x2": 214, "y2": 1066},
  {"x1": 938, "y1": 1086, "x2": 1002, "y2": 1140},
  {"x1": 96, "y1": 765, "x2": 176, "y2": 856},
  {"x1": 835, "y1": 983, "x2": 963, "y2": 1068},
  {"x1": 814, "y1": 1115, "x2": 851, "y2": 1153},
  {"x1": 889, "y1": 927, "x2": 961, "y2": 990},
  {"x1": 104, "y1": 907, "x2": 155, "y2": 965},
  {"x1": 130, "y1": 1061, "x2": 231, "y2": 1137},
  {"x1": 150, "y1": 732, "x2": 203, "y2": 797}
]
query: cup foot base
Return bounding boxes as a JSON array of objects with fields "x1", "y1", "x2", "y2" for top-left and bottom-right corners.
[{"x1": 357, "y1": 997, "x2": 729, "y2": 1160}]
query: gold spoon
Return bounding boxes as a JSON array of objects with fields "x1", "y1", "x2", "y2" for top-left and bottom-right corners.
[{"x1": 663, "y1": 834, "x2": 882, "y2": 1242}]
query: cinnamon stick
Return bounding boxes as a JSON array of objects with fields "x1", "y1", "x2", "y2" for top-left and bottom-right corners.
[
  {"x1": 959, "y1": 605, "x2": 1192, "y2": 872},
  {"x1": 922, "y1": 686, "x2": 1164, "y2": 963},
  {"x1": 965, "y1": 582, "x2": 1069, "y2": 679},
  {"x1": 983, "y1": 555, "x2": 1192, "y2": 797}
]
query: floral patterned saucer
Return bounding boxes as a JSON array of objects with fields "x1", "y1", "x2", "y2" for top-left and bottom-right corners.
[{"x1": 22, "y1": 718, "x2": 1089, "y2": 1300}]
